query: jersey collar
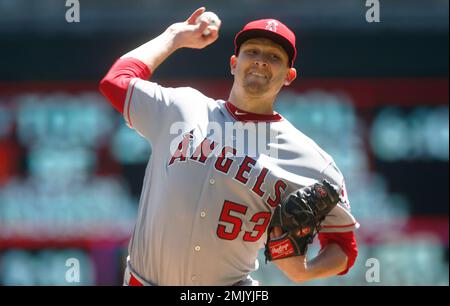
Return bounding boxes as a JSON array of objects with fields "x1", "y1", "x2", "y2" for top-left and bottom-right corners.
[{"x1": 225, "y1": 101, "x2": 283, "y2": 122}]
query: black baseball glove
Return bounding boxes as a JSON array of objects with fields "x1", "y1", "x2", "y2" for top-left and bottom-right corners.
[{"x1": 264, "y1": 179, "x2": 340, "y2": 262}]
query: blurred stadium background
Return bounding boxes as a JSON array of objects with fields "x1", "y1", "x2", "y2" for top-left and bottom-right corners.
[{"x1": 0, "y1": 0, "x2": 448, "y2": 285}]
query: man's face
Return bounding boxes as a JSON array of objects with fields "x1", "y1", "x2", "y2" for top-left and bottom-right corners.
[{"x1": 231, "y1": 37, "x2": 294, "y2": 96}]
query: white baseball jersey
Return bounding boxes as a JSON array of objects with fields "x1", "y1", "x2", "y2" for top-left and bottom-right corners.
[{"x1": 123, "y1": 78, "x2": 358, "y2": 286}]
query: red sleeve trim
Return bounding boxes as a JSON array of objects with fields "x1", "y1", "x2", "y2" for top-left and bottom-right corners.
[
  {"x1": 126, "y1": 81, "x2": 137, "y2": 128},
  {"x1": 321, "y1": 222, "x2": 357, "y2": 229},
  {"x1": 318, "y1": 231, "x2": 358, "y2": 275},
  {"x1": 98, "y1": 57, "x2": 151, "y2": 114}
]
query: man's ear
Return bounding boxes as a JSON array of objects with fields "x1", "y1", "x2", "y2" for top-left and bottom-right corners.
[
  {"x1": 284, "y1": 68, "x2": 297, "y2": 86},
  {"x1": 230, "y1": 55, "x2": 237, "y2": 75}
]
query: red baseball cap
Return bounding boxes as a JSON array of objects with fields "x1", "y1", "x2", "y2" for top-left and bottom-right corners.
[{"x1": 234, "y1": 19, "x2": 297, "y2": 67}]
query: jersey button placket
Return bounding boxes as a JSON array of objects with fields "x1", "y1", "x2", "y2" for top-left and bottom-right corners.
[
  {"x1": 190, "y1": 163, "x2": 216, "y2": 285},
  {"x1": 191, "y1": 244, "x2": 201, "y2": 284}
]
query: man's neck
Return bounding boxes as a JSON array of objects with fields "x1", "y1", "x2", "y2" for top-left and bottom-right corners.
[{"x1": 228, "y1": 86, "x2": 276, "y2": 115}]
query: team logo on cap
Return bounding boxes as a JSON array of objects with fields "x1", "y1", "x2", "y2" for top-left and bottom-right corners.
[{"x1": 265, "y1": 20, "x2": 279, "y2": 32}]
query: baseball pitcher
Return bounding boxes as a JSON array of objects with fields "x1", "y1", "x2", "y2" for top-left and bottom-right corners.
[{"x1": 99, "y1": 7, "x2": 359, "y2": 286}]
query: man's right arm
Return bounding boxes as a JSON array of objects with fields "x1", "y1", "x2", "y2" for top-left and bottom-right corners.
[{"x1": 99, "y1": 7, "x2": 219, "y2": 114}]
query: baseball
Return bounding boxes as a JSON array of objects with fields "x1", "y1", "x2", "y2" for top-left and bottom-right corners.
[{"x1": 195, "y1": 11, "x2": 221, "y2": 36}]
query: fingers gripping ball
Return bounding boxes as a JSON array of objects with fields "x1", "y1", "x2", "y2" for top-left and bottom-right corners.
[
  {"x1": 264, "y1": 180, "x2": 341, "y2": 262},
  {"x1": 195, "y1": 11, "x2": 221, "y2": 36}
]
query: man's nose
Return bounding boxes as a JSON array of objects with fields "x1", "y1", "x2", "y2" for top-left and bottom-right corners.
[{"x1": 254, "y1": 58, "x2": 268, "y2": 67}]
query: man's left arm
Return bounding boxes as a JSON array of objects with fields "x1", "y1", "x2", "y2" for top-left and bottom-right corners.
[{"x1": 270, "y1": 227, "x2": 357, "y2": 282}]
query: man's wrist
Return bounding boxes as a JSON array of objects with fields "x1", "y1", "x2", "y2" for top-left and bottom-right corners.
[{"x1": 165, "y1": 25, "x2": 184, "y2": 51}]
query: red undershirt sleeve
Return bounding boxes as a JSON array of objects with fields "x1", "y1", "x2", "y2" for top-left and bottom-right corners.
[
  {"x1": 318, "y1": 231, "x2": 358, "y2": 275},
  {"x1": 99, "y1": 57, "x2": 152, "y2": 114}
]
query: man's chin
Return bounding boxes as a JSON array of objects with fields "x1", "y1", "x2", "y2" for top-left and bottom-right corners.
[{"x1": 243, "y1": 81, "x2": 269, "y2": 95}]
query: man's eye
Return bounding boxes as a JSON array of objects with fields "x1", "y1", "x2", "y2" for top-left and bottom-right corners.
[
  {"x1": 246, "y1": 49, "x2": 257, "y2": 55},
  {"x1": 270, "y1": 54, "x2": 280, "y2": 60}
]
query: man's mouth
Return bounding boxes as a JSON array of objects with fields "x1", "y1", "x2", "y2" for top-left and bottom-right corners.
[{"x1": 248, "y1": 71, "x2": 268, "y2": 79}]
